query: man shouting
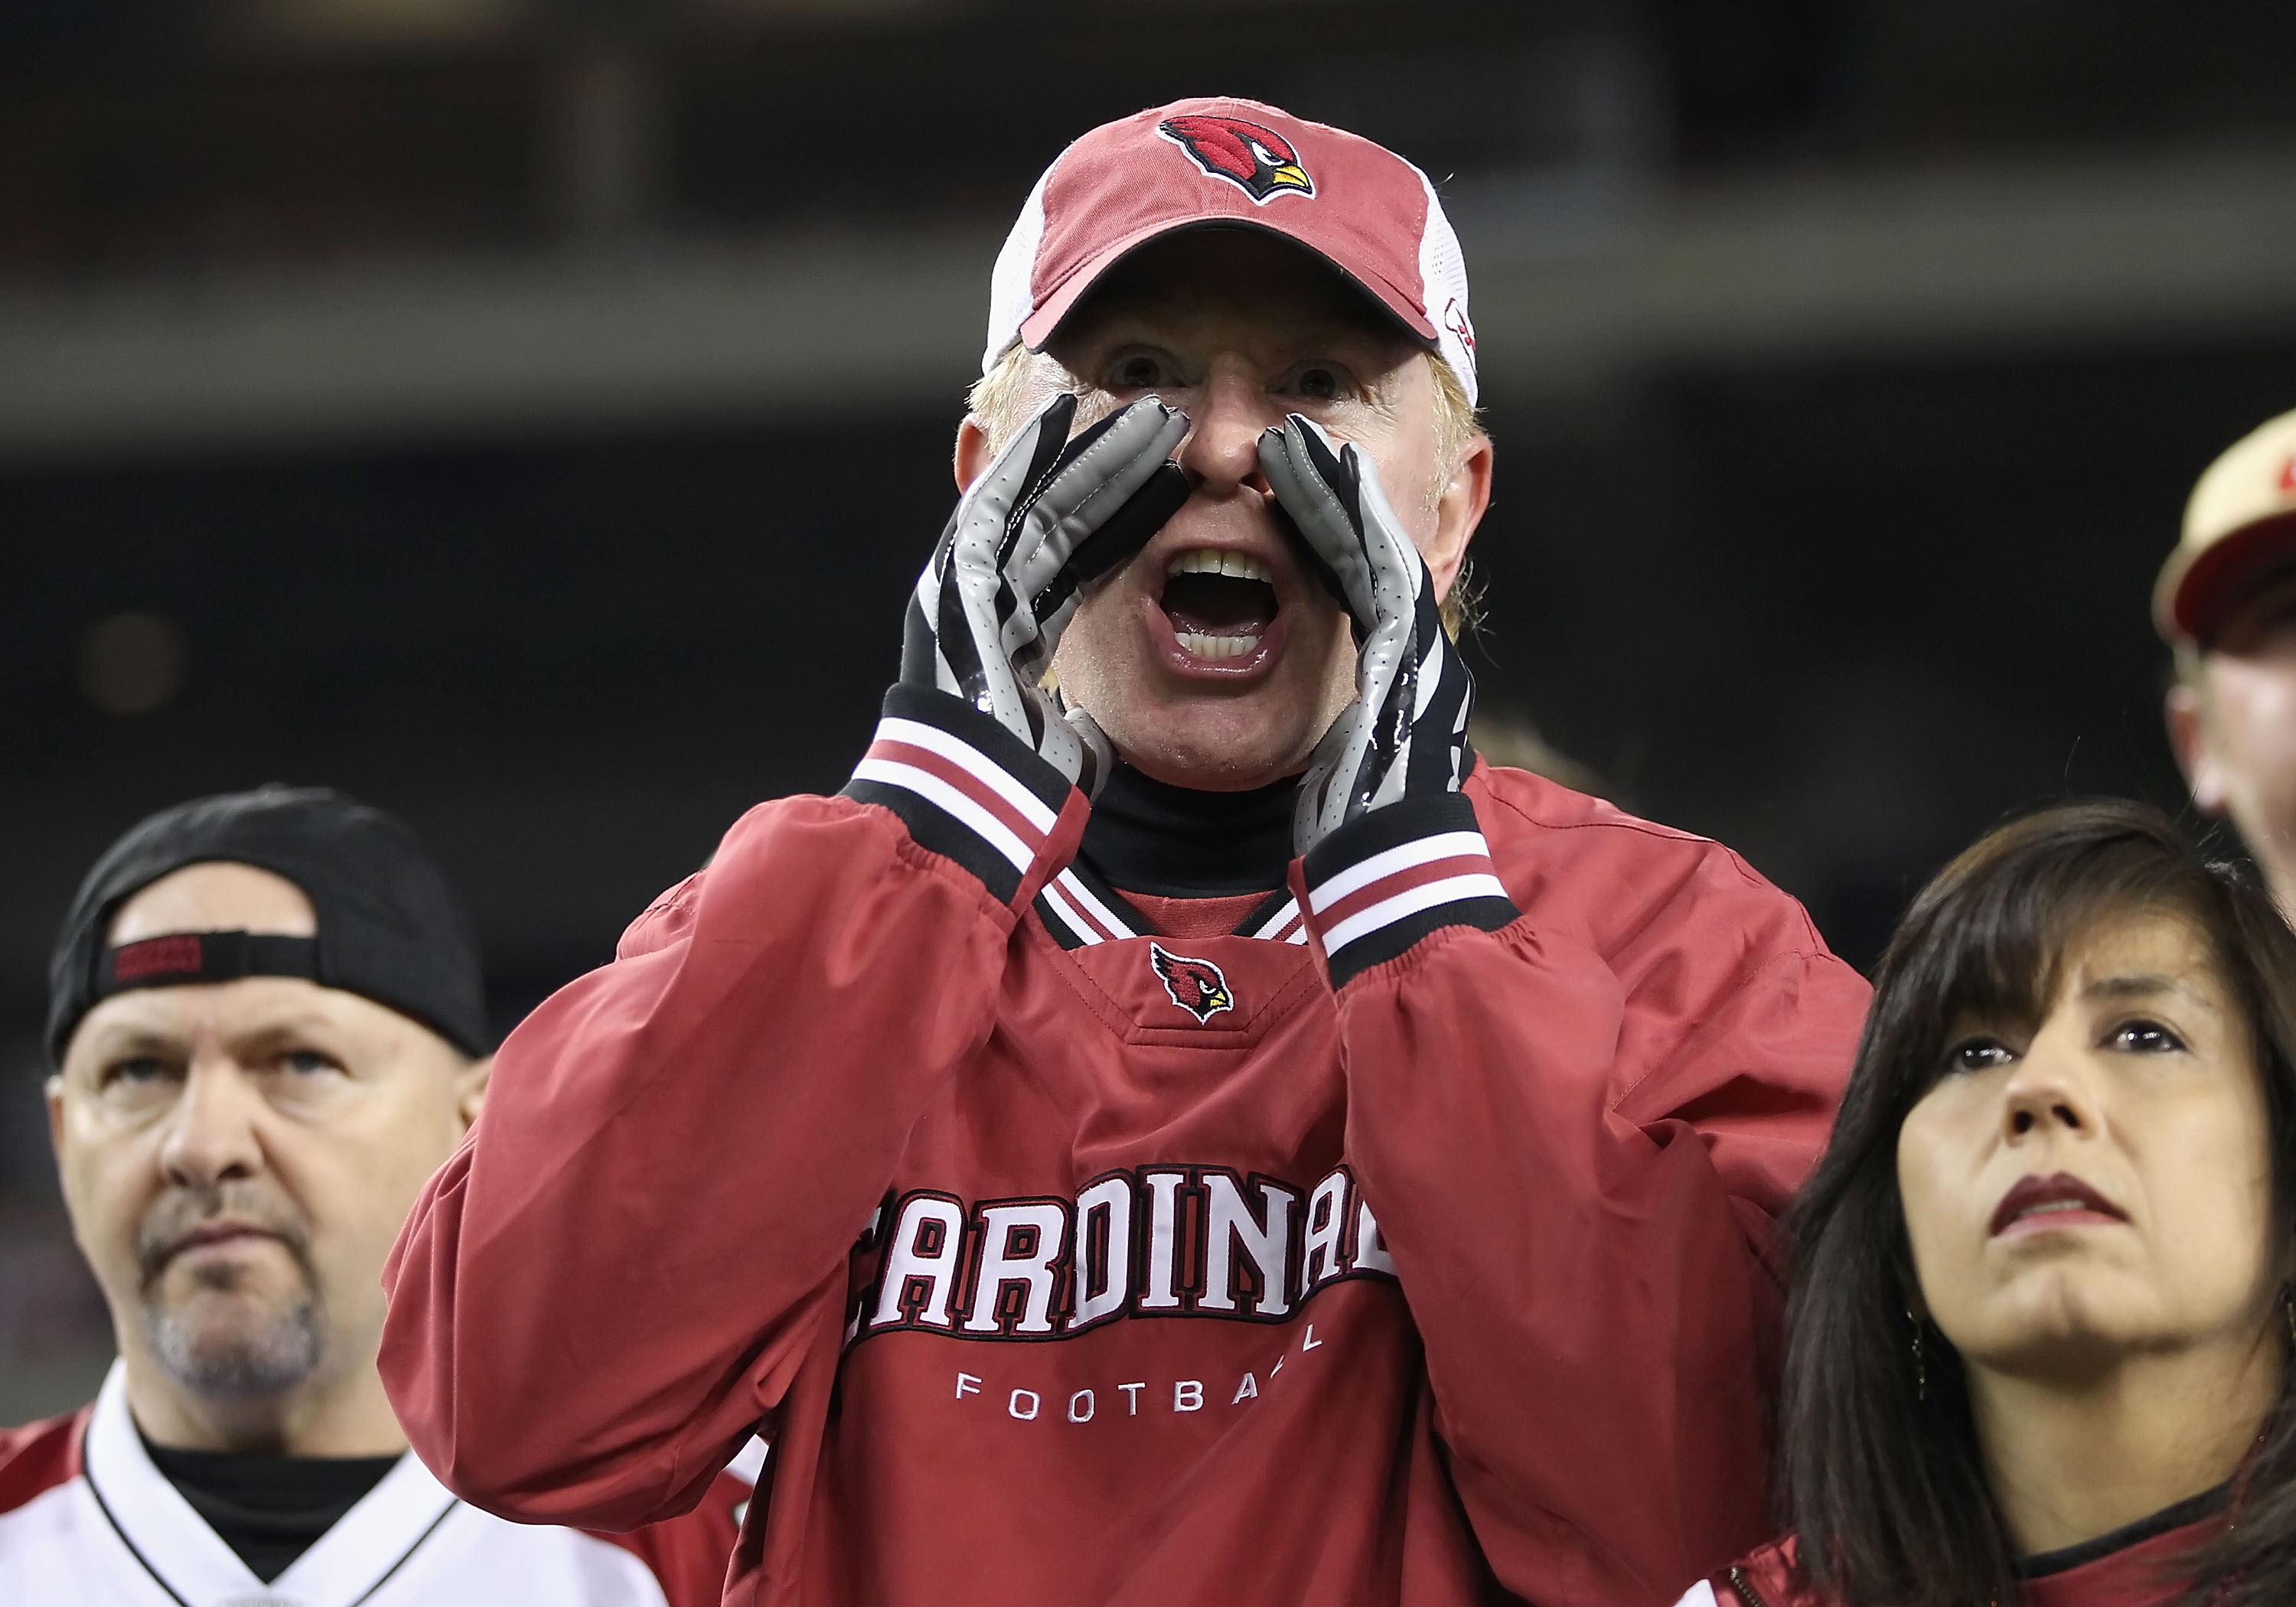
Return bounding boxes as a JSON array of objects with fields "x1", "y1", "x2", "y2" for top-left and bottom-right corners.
[{"x1": 381, "y1": 99, "x2": 1868, "y2": 1606}]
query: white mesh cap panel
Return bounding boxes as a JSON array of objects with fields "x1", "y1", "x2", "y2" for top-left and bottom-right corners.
[
  {"x1": 983, "y1": 164, "x2": 1054, "y2": 375},
  {"x1": 1414, "y1": 171, "x2": 1477, "y2": 406}
]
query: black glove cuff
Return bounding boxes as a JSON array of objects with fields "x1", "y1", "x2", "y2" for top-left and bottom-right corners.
[
  {"x1": 1300, "y1": 793, "x2": 1520, "y2": 987},
  {"x1": 841, "y1": 686, "x2": 1078, "y2": 907}
]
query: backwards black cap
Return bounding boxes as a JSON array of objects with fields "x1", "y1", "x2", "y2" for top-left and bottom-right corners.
[{"x1": 47, "y1": 785, "x2": 489, "y2": 1064}]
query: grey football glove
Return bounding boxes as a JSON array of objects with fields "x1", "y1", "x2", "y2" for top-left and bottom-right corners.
[
  {"x1": 901, "y1": 393, "x2": 1191, "y2": 797},
  {"x1": 1261, "y1": 413, "x2": 1476, "y2": 854}
]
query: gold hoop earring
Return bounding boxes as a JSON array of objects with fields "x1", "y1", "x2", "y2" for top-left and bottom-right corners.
[{"x1": 1906, "y1": 1308, "x2": 1928, "y2": 1401}]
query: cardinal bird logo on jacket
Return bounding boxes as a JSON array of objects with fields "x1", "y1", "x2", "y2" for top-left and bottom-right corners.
[
  {"x1": 1157, "y1": 116, "x2": 1315, "y2": 204},
  {"x1": 1150, "y1": 943, "x2": 1235, "y2": 1022}
]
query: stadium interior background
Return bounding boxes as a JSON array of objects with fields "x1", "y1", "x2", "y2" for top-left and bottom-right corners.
[{"x1": 5, "y1": 0, "x2": 2294, "y2": 1420}]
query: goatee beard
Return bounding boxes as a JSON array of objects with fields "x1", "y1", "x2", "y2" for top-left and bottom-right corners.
[
  {"x1": 146, "y1": 1291, "x2": 323, "y2": 1399},
  {"x1": 136, "y1": 1181, "x2": 325, "y2": 1400}
]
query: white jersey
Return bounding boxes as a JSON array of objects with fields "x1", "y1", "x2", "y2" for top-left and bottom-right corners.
[{"x1": 0, "y1": 1364, "x2": 749, "y2": 1607}]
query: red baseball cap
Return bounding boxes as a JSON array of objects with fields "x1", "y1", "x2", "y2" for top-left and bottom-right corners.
[{"x1": 983, "y1": 96, "x2": 1479, "y2": 406}]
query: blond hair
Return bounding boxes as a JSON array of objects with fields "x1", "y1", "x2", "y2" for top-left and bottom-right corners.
[{"x1": 967, "y1": 345, "x2": 1486, "y2": 635}]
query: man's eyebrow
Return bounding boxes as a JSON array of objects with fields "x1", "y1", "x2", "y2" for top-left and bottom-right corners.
[
  {"x1": 86, "y1": 1028, "x2": 184, "y2": 1055},
  {"x1": 229, "y1": 1013, "x2": 358, "y2": 1051}
]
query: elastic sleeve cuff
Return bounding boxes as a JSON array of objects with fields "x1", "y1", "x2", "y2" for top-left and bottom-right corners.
[
  {"x1": 1297, "y1": 793, "x2": 1521, "y2": 988},
  {"x1": 840, "y1": 686, "x2": 1086, "y2": 908}
]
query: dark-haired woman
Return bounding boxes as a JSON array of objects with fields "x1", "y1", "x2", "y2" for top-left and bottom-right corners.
[{"x1": 1681, "y1": 800, "x2": 2296, "y2": 1607}]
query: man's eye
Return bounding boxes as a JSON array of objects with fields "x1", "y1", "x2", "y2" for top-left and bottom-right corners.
[
  {"x1": 102, "y1": 1056, "x2": 174, "y2": 1087},
  {"x1": 1946, "y1": 1037, "x2": 2015, "y2": 1074},
  {"x1": 2109, "y1": 1019, "x2": 2186, "y2": 1054},
  {"x1": 1290, "y1": 366, "x2": 1344, "y2": 401},
  {"x1": 281, "y1": 1048, "x2": 343, "y2": 1077},
  {"x1": 1112, "y1": 355, "x2": 1165, "y2": 390}
]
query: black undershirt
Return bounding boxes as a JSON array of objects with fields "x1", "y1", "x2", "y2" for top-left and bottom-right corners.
[
  {"x1": 2014, "y1": 1481, "x2": 2229, "y2": 1579},
  {"x1": 1079, "y1": 763, "x2": 1296, "y2": 897},
  {"x1": 143, "y1": 1437, "x2": 401, "y2": 1584}
]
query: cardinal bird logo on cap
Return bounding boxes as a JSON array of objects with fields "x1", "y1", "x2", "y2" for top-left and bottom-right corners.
[
  {"x1": 1158, "y1": 116, "x2": 1315, "y2": 204},
  {"x1": 1150, "y1": 942, "x2": 1235, "y2": 1022}
]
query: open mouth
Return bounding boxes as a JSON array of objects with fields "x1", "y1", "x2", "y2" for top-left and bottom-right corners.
[{"x1": 1159, "y1": 549, "x2": 1279, "y2": 662}]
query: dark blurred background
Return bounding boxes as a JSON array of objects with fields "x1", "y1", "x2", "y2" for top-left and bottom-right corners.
[{"x1": 5, "y1": 0, "x2": 2294, "y2": 1418}]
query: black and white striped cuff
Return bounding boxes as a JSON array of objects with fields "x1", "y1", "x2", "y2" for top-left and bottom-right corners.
[
  {"x1": 1300, "y1": 794, "x2": 1520, "y2": 988},
  {"x1": 841, "y1": 686, "x2": 1082, "y2": 908}
]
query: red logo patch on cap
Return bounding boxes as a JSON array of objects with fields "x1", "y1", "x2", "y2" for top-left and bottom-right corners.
[
  {"x1": 1150, "y1": 942, "x2": 1235, "y2": 1022},
  {"x1": 2279, "y1": 452, "x2": 2296, "y2": 493},
  {"x1": 1157, "y1": 116, "x2": 1314, "y2": 204},
  {"x1": 113, "y1": 934, "x2": 202, "y2": 981}
]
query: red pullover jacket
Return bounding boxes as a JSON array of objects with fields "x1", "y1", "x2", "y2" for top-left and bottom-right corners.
[{"x1": 380, "y1": 688, "x2": 1868, "y2": 1606}]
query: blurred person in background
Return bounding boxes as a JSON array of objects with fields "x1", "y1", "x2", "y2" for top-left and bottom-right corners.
[
  {"x1": 0, "y1": 787, "x2": 750, "y2": 1605},
  {"x1": 1682, "y1": 800, "x2": 2296, "y2": 1607},
  {"x1": 2161, "y1": 408, "x2": 2296, "y2": 917},
  {"x1": 1466, "y1": 706, "x2": 1613, "y2": 801},
  {"x1": 382, "y1": 99, "x2": 1867, "y2": 1606}
]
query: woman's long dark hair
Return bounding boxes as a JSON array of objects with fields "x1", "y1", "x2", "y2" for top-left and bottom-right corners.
[{"x1": 1781, "y1": 799, "x2": 2296, "y2": 1607}]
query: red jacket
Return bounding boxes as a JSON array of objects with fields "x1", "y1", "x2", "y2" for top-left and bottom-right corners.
[
  {"x1": 1692, "y1": 1509, "x2": 2226, "y2": 1607},
  {"x1": 380, "y1": 690, "x2": 1867, "y2": 1607}
]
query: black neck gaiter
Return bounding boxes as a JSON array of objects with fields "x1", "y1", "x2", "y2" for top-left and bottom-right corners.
[{"x1": 1078, "y1": 764, "x2": 1298, "y2": 898}]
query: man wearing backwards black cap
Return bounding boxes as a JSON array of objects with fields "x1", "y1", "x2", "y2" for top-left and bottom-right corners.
[
  {"x1": 0, "y1": 786, "x2": 749, "y2": 1605},
  {"x1": 384, "y1": 101, "x2": 1867, "y2": 1606}
]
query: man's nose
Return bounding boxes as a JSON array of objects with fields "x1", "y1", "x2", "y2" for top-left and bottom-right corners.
[
  {"x1": 158, "y1": 1060, "x2": 265, "y2": 1189},
  {"x1": 1176, "y1": 367, "x2": 1277, "y2": 497},
  {"x1": 1998, "y1": 1042, "x2": 2102, "y2": 1146}
]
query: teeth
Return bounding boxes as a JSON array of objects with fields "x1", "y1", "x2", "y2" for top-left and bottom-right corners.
[
  {"x1": 1166, "y1": 549, "x2": 1273, "y2": 583},
  {"x1": 1176, "y1": 629, "x2": 1263, "y2": 660}
]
